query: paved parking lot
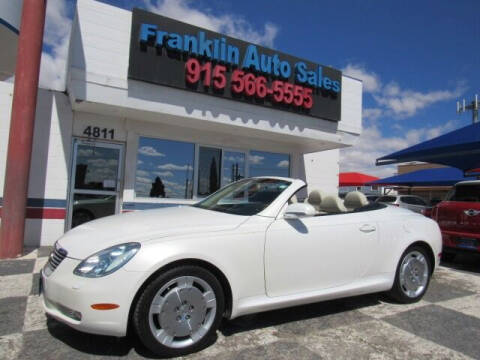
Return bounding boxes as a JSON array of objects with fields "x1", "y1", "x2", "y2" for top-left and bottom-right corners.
[{"x1": 0, "y1": 248, "x2": 479, "y2": 360}]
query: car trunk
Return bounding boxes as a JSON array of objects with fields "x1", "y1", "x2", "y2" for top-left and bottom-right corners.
[{"x1": 436, "y1": 200, "x2": 480, "y2": 234}]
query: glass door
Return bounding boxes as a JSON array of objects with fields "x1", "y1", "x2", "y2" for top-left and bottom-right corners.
[{"x1": 67, "y1": 139, "x2": 124, "y2": 229}]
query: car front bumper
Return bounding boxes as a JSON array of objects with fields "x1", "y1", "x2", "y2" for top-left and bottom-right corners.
[
  {"x1": 442, "y1": 231, "x2": 480, "y2": 254},
  {"x1": 41, "y1": 257, "x2": 143, "y2": 337}
]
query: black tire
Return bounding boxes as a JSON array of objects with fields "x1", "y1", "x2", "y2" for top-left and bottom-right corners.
[
  {"x1": 133, "y1": 265, "x2": 225, "y2": 357},
  {"x1": 387, "y1": 245, "x2": 432, "y2": 304}
]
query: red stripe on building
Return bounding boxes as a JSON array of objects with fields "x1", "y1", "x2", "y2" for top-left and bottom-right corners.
[{"x1": 0, "y1": 207, "x2": 65, "y2": 219}]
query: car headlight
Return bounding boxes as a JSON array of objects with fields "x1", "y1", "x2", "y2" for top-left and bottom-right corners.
[{"x1": 73, "y1": 243, "x2": 140, "y2": 278}]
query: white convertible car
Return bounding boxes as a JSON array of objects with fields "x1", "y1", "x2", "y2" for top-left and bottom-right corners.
[{"x1": 42, "y1": 177, "x2": 442, "y2": 356}]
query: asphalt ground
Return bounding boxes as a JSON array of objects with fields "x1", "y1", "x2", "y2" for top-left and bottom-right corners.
[{"x1": 1, "y1": 248, "x2": 479, "y2": 360}]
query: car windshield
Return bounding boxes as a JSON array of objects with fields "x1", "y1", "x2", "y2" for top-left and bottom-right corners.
[
  {"x1": 193, "y1": 178, "x2": 291, "y2": 216},
  {"x1": 447, "y1": 184, "x2": 480, "y2": 202}
]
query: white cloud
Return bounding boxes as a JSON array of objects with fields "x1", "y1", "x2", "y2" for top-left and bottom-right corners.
[
  {"x1": 340, "y1": 121, "x2": 458, "y2": 178},
  {"x1": 363, "y1": 108, "x2": 383, "y2": 121},
  {"x1": 136, "y1": 169, "x2": 150, "y2": 178},
  {"x1": 249, "y1": 155, "x2": 264, "y2": 165},
  {"x1": 143, "y1": 0, "x2": 279, "y2": 47},
  {"x1": 344, "y1": 63, "x2": 466, "y2": 119},
  {"x1": 157, "y1": 163, "x2": 193, "y2": 171},
  {"x1": 153, "y1": 171, "x2": 174, "y2": 177},
  {"x1": 225, "y1": 155, "x2": 245, "y2": 163},
  {"x1": 136, "y1": 176, "x2": 152, "y2": 184},
  {"x1": 277, "y1": 160, "x2": 289, "y2": 168},
  {"x1": 373, "y1": 84, "x2": 465, "y2": 118},
  {"x1": 39, "y1": 0, "x2": 72, "y2": 91},
  {"x1": 138, "y1": 146, "x2": 165, "y2": 157},
  {"x1": 342, "y1": 64, "x2": 381, "y2": 93}
]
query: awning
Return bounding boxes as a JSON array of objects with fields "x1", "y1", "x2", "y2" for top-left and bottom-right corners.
[
  {"x1": 368, "y1": 167, "x2": 477, "y2": 187},
  {"x1": 376, "y1": 122, "x2": 480, "y2": 172},
  {"x1": 339, "y1": 172, "x2": 379, "y2": 186}
]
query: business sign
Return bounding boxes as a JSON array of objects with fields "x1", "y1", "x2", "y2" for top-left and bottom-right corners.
[{"x1": 129, "y1": 8, "x2": 342, "y2": 121}]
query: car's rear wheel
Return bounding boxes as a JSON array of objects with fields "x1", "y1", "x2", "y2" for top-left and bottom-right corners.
[
  {"x1": 388, "y1": 245, "x2": 431, "y2": 303},
  {"x1": 133, "y1": 265, "x2": 224, "y2": 357}
]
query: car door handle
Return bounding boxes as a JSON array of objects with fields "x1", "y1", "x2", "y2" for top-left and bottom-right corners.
[{"x1": 359, "y1": 224, "x2": 376, "y2": 233}]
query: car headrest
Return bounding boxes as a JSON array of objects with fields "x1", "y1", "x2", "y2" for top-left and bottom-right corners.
[
  {"x1": 344, "y1": 191, "x2": 369, "y2": 210},
  {"x1": 320, "y1": 195, "x2": 347, "y2": 213},
  {"x1": 289, "y1": 194, "x2": 298, "y2": 204},
  {"x1": 307, "y1": 189, "x2": 323, "y2": 210}
]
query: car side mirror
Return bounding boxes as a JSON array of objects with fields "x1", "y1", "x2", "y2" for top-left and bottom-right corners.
[{"x1": 284, "y1": 203, "x2": 316, "y2": 219}]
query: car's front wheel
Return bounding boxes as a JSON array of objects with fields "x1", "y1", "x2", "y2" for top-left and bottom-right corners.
[
  {"x1": 388, "y1": 245, "x2": 432, "y2": 303},
  {"x1": 133, "y1": 265, "x2": 225, "y2": 357}
]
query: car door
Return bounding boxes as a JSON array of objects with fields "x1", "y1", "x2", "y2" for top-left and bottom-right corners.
[{"x1": 264, "y1": 211, "x2": 379, "y2": 297}]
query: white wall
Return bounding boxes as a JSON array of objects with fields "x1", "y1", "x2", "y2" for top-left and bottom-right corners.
[
  {"x1": 0, "y1": 0, "x2": 22, "y2": 79},
  {"x1": 304, "y1": 149, "x2": 340, "y2": 195},
  {"x1": 0, "y1": 82, "x2": 13, "y2": 195},
  {"x1": 0, "y1": 81, "x2": 73, "y2": 246}
]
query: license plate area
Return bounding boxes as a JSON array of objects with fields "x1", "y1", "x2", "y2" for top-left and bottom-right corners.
[{"x1": 456, "y1": 237, "x2": 478, "y2": 250}]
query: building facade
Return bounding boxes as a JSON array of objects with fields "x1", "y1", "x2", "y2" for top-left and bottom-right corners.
[{"x1": 0, "y1": 0, "x2": 363, "y2": 246}]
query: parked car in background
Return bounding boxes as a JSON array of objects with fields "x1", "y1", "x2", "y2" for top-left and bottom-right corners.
[
  {"x1": 376, "y1": 195, "x2": 429, "y2": 214},
  {"x1": 366, "y1": 195, "x2": 380, "y2": 203},
  {"x1": 431, "y1": 180, "x2": 480, "y2": 261}
]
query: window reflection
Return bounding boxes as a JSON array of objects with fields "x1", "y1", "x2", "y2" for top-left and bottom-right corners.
[
  {"x1": 74, "y1": 145, "x2": 119, "y2": 191},
  {"x1": 223, "y1": 151, "x2": 245, "y2": 185},
  {"x1": 249, "y1": 150, "x2": 290, "y2": 178},
  {"x1": 198, "y1": 146, "x2": 221, "y2": 196},
  {"x1": 72, "y1": 194, "x2": 116, "y2": 228},
  {"x1": 135, "y1": 137, "x2": 194, "y2": 199}
]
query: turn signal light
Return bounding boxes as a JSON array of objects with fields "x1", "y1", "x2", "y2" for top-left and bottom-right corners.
[{"x1": 91, "y1": 303, "x2": 119, "y2": 310}]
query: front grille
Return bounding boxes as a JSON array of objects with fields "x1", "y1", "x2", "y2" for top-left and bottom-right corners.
[{"x1": 47, "y1": 245, "x2": 68, "y2": 272}]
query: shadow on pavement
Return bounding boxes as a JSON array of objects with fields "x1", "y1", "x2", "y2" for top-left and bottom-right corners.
[
  {"x1": 441, "y1": 252, "x2": 480, "y2": 275},
  {"x1": 220, "y1": 293, "x2": 382, "y2": 336},
  {"x1": 46, "y1": 293, "x2": 383, "y2": 357},
  {"x1": 46, "y1": 315, "x2": 217, "y2": 359}
]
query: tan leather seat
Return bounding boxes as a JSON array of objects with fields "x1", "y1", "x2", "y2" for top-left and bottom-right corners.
[
  {"x1": 344, "y1": 191, "x2": 369, "y2": 210},
  {"x1": 307, "y1": 189, "x2": 323, "y2": 212},
  {"x1": 320, "y1": 195, "x2": 347, "y2": 213}
]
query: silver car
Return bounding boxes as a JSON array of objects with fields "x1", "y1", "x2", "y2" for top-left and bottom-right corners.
[{"x1": 376, "y1": 195, "x2": 429, "y2": 213}]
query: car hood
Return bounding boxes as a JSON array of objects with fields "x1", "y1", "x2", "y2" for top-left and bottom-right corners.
[{"x1": 58, "y1": 205, "x2": 248, "y2": 259}]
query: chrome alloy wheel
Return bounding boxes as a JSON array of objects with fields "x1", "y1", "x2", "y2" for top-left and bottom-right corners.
[
  {"x1": 399, "y1": 250, "x2": 429, "y2": 298},
  {"x1": 148, "y1": 276, "x2": 217, "y2": 349}
]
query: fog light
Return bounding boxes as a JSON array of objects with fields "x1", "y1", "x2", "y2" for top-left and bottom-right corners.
[{"x1": 56, "y1": 302, "x2": 82, "y2": 321}]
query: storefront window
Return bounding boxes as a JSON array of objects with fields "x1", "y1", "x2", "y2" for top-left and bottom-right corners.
[
  {"x1": 197, "y1": 146, "x2": 221, "y2": 197},
  {"x1": 135, "y1": 137, "x2": 194, "y2": 199},
  {"x1": 249, "y1": 150, "x2": 290, "y2": 177},
  {"x1": 223, "y1": 150, "x2": 245, "y2": 185}
]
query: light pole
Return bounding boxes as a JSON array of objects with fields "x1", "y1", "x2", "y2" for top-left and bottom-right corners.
[{"x1": 0, "y1": 0, "x2": 47, "y2": 258}]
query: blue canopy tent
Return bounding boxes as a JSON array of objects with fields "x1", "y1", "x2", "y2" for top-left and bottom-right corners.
[
  {"x1": 368, "y1": 167, "x2": 476, "y2": 187},
  {"x1": 376, "y1": 122, "x2": 480, "y2": 173}
]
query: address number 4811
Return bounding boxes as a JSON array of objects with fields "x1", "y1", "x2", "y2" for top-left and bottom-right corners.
[{"x1": 83, "y1": 126, "x2": 115, "y2": 140}]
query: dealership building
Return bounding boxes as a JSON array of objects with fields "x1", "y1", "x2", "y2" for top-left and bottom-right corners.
[{"x1": 0, "y1": 0, "x2": 362, "y2": 246}]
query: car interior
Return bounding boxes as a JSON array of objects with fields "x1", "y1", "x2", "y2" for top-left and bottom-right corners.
[{"x1": 289, "y1": 189, "x2": 385, "y2": 216}]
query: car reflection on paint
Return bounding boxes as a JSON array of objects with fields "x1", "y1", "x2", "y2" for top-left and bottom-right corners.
[{"x1": 71, "y1": 195, "x2": 116, "y2": 228}]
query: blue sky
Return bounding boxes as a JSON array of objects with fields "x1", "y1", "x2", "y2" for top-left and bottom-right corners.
[{"x1": 41, "y1": 0, "x2": 479, "y2": 177}]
